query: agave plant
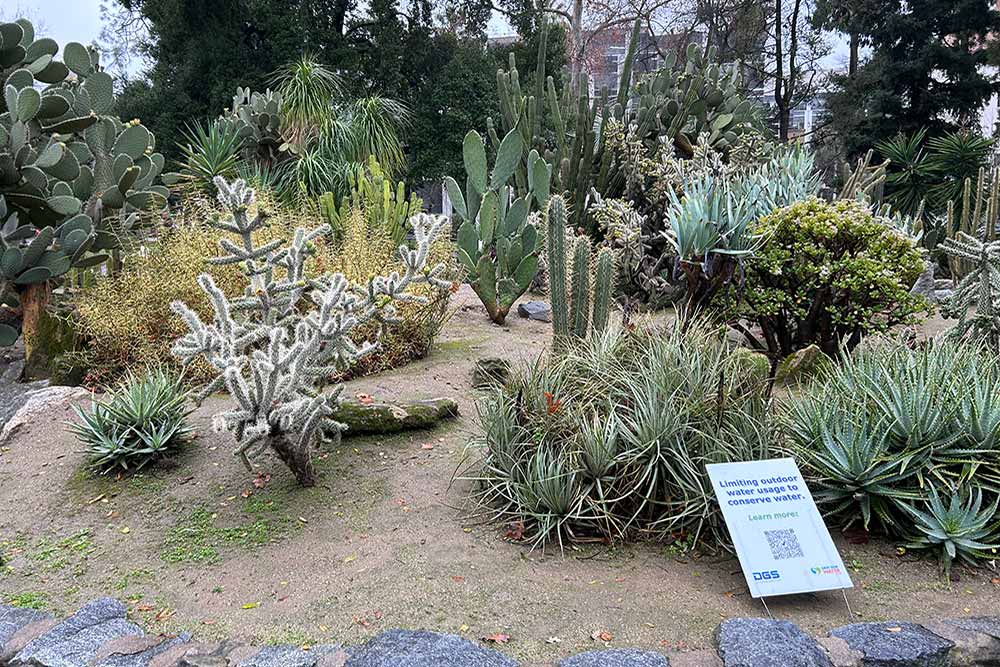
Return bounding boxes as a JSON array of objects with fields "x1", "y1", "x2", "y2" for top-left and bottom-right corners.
[
  {"x1": 69, "y1": 368, "x2": 193, "y2": 474},
  {"x1": 786, "y1": 402, "x2": 923, "y2": 531},
  {"x1": 900, "y1": 485, "x2": 1000, "y2": 577},
  {"x1": 663, "y1": 176, "x2": 762, "y2": 318}
]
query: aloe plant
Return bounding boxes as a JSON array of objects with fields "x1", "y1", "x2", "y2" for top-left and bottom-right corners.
[{"x1": 900, "y1": 485, "x2": 1000, "y2": 577}]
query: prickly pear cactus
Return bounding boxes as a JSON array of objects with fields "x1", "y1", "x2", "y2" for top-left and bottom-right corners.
[
  {"x1": 0, "y1": 18, "x2": 168, "y2": 350},
  {"x1": 445, "y1": 128, "x2": 550, "y2": 324},
  {"x1": 220, "y1": 86, "x2": 285, "y2": 164}
]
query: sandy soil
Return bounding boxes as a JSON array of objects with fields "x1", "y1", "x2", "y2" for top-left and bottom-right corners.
[{"x1": 0, "y1": 288, "x2": 996, "y2": 664}]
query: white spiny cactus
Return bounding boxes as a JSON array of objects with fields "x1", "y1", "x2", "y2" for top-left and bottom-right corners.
[{"x1": 171, "y1": 177, "x2": 451, "y2": 485}]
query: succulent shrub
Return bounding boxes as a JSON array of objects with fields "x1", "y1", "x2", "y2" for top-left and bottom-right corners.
[
  {"x1": 70, "y1": 367, "x2": 193, "y2": 474},
  {"x1": 73, "y1": 192, "x2": 454, "y2": 386},
  {"x1": 447, "y1": 127, "x2": 550, "y2": 324},
  {"x1": 900, "y1": 485, "x2": 1000, "y2": 578},
  {"x1": 466, "y1": 321, "x2": 775, "y2": 550},
  {"x1": 0, "y1": 18, "x2": 168, "y2": 352},
  {"x1": 733, "y1": 198, "x2": 927, "y2": 358},
  {"x1": 787, "y1": 339, "x2": 1000, "y2": 570},
  {"x1": 170, "y1": 177, "x2": 450, "y2": 486}
]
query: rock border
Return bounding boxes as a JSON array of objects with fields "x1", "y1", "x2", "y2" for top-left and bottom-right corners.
[{"x1": 2, "y1": 599, "x2": 999, "y2": 667}]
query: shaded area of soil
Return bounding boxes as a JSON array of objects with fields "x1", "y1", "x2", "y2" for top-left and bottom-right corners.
[{"x1": 1, "y1": 288, "x2": 995, "y2": 664}]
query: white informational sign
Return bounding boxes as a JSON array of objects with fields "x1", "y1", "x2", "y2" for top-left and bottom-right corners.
[{"x1": 706, "y1": 458, "x2": 853, "y2": 598}]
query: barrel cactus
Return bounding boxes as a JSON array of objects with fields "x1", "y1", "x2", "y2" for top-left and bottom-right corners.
[
  {"x1": 0, "y1": 18, "x2": 167, "y2": 355},
  {"x1": 446, "y1": 127, "x2": 550, "y2": 324}
]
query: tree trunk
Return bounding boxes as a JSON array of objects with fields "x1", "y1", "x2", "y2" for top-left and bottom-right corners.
[
  {"x1": 269, "y1": 435, "x2": 317, "y2": 487},
  {"x1": 570, "y1": 0, "x2": 584, "y2": 90},
  {"x1": 848, "y1": 33, "x2": 859, "y2": 78},
  {"x1": 19, "y1": 281, "x2": 51, "y2": 368}
]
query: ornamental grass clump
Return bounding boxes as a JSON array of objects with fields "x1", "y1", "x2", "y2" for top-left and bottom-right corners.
[
  {"x1": 170, "y1": 177, "x2": 450, "y2": 486},
  {"x1": 466, "y1": 321, "x2": 776, "y2": 551},
  {"x1": 786, "y1": 338, "x2": 1000, "y2": 572},
  {"x1": 70, "y1": 367, "x2": 193, "y2": 474}
]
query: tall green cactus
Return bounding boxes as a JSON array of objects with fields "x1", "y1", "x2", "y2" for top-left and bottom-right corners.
[
  {"x1": 495, "y1": 19, "x2": 757, "y2": 235},
  {"x1": 545, "y1": 195, "x2": 617, "y2": 343},
  {"x1": 319, "y1": 156, "x2": 421, "y2": 245},
  {"x1": 446, "y1": 127, "x2": 550, "y2": 324},
  {"x1": 0, "y1": 18, "x2": 167, "y2": 353}
]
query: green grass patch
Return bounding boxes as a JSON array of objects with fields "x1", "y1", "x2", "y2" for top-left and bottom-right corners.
[
  {"x1": 4, "y1": 590, "x2": 49, "y2": 609},
  {"x1": 160, "y1": 494, "x2": 297, "y2": 565}
]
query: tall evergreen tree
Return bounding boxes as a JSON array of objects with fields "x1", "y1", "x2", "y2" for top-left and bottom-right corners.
[{"x1": 826, "y1": 0, "x2": 1000, "y2": 158}]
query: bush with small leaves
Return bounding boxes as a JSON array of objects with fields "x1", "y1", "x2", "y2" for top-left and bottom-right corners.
[
  {"x1": 70, "y1": 367, "x2": 193, "y2": 474},
  {"x1": 733, "y1": 198, "x2": 927, "y2": 358}
]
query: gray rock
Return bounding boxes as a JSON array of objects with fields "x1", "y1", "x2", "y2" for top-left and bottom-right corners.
[
  {"x1": 932, "y1": 289, "x2": 953, "y2": 304},
  {"x1": 559, "y1": 648, "x2": 670, "y2": 666},
  {"x1": 238, "y1": 644, "x2": 347, "y2": 667},
  {"x1": 933, "y1": 279, "x2": 953, "y2": 290},
  {"x1": 347, "y1": 629, "x2": 516, "y2": 667},
  {"x1": 93, "y1": 633, "x2": 192, "y2": 667},
  {"x1": 517, "y1": 300, "x2": 552, "y2": 322},
  {"x1": 472, "y1": 358, "x2": 511, "y2": 389},
  {"x1": 0, "y1": 384, "x2": 88, "y2": 443},
  {"x1": 944, "y1": 617, "x2": 1000, "y2": 641},
  {"x1": 925, "y1": 618, "x2": 1000, "y2": 667},
  {"x1": 829, "y1": 622, "x2": 953, "y2": 667},
  {"x1": 910, "y1": 262, "x2": 935, "y2": 299},
  {"x1": 0, "y1": 605, "x2": 52, "y2": 649},
  {"x1": 13, "y1": 597, "x2": 144, "y2": 667},
  {"x1": 716, "y1": 618, "x2": 832, "y2": 667}
]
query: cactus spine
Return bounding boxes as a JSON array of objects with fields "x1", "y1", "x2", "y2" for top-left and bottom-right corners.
[{"x1": 545, "y1": 195, "x2": 617, "y2": 343}]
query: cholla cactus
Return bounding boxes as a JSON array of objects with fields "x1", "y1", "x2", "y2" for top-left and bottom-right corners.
[
  {"x1": 171, "y1": 177, "x2": 451, "y2": 485},
  {"x1": 940, "y1": 232, "x2": 1000, "y2": 344}
]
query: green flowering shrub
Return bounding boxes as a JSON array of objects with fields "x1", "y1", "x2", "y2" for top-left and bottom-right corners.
[{"x1": 735, "y1": 198, "x2": 927, "y2": 358}]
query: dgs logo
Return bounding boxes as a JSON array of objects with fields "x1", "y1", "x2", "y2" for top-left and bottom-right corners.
[{"x1": 752, "y1": 570, "x2": 780, "y2": 581}]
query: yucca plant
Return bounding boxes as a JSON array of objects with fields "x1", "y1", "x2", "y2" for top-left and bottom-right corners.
[
  {"x1": 70, "y1": 368, "x2": 193, "y2": 474},
  {"x1": 900, "y1": 485, "x2": 1000, "y2": 578}
]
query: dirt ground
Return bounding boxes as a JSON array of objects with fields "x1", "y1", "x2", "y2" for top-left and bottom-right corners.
[{"x1": 0, "y1": 288, "x2": 995, "y2": 664}]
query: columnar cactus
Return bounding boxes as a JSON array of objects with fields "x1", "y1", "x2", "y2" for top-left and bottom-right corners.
[
  {"x1": 170, "y1": 177, "x2": 451, "y2": 486},
  {"x1": 446, "y1": 127, "x2": 551, "y2": 324},
  {"x1": 545, "y1": 195, "x2": 617, "y2": 343},
  {"x1": 494, "y1": 21, "x2": 757, "y2": 235},
  {"x1": 940, "y1": 232, "x2": 1000, "y2": 344},
  {"x1": 1, "y1": 18, "x2": 168, "y2": 353}
]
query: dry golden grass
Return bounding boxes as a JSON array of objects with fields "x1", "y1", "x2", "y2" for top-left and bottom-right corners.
[{"x1": 74, "y1": 193, "x2": 456, "y2": 387}]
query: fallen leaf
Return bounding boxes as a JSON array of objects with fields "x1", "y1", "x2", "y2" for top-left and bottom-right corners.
[
  {"x1": 591, "y1": 630, "x2": 614, "y2": 643},
  {"x1": 298, "y1": 516, "x2": 309, "y2": 524},
  {"x1": 252, "y1": 473, "x2": 271, "y2": 489},
  {"x1": 240, "y1": 489, "x2": 252, "y2": 498},
  {"x1": 481, "y1": 633, "x2": 510, "y2": 644},
  {"x1": 136, "y1": 604, "x2": 154, "y2": 612},
  {"x1": 202, "y1": 620, "x2": 216, "y2": 625},
  {"x1": 356, "y1": 393, "x2": 374, "y2": 405},
  {"x1": 459, "y1": 624, "x2": 470, "y2": 633},
  {"x1": 886, "y1": 626, "x2": 902, "y2": 633},
  {"x1": 154, "y1": 607, "x2": 175, "y2": 622},
  {"x1": 421, "y1": 443, "x2": 434, "y2": 450},
  {"x1": 120, "y1": 526, "x2": 130, "y2": 534},
  {"x1": 451, "y1": 575, "x2": 465, "y2": 583},
  {"x1": 504, "y1": 521, "x2": 525, "y2": 541},
  {"x1": 344, "y1": 554, "x2": 357, "y2": 564},
  {"x1": 242, "y1": 602, "x2": 259, "y2": 609}
]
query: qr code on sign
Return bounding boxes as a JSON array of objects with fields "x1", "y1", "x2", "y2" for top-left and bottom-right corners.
[{"x1": 764, "y1": 529, "x2": 804, "y2": 560}]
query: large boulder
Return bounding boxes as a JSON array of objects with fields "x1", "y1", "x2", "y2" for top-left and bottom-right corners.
[
  {"x1": 12, "y1": 597, "x2": 144, "y2": 667},
  {"x1": 829, "y1": 622, "x2": 953, "y2": 667},
  {"x1": 715, "y1": 618, "x2": 832, "y2": 667},
  {"x1": 775, "y1": 345, "x2": 831, "y2": 385},
  {"x1": 346, "y1": 629, "x2": 516, "y2": 667}
]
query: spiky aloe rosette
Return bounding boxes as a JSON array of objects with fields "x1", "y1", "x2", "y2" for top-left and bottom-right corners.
[{"x1": 171, "y1": 177, "x2": 450, "y2": 485}]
